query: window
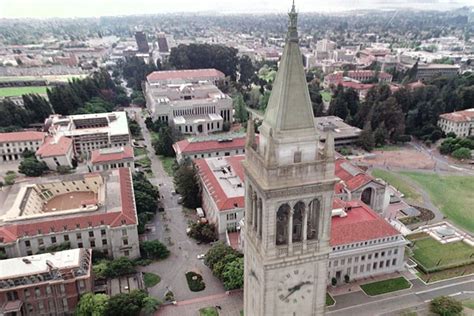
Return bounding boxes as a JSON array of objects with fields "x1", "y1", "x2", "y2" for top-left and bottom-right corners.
[
  {"x1": 392, "y1": 258, "x2": 397, "y2": 266},
  {"x1": 394, "y1": 248, "x2": 398, "y2": 255},
  {"x1": 386, "y1": 259, "x2": 390, "y2": 267},
  {"x1": 379, "y1": 261, "x2": 384, "y2": 268},
  {"x1": 381, "y1": 251, "x2": 385, "y2": 257},
  {"x1": 60, "y1": 284, "x2": 65, "y2": 294},
  {"x1": 101, "y1": 229, "x2": 106, "y2": 236},
  {"x1": 38, "y1": 238, "x2": 44, "y2": 245},
  {"x1": 122, "y1": 229, "x2": 127, "y2": 236},
  {"x1": 90, "y1": 240, "x2": 96, "y2": 247},
  {"x1": 51, "y1": 236, "x2": 56, "y2": 243},
  {"x1": 63, "y1": 298, "x2": 68, "y2": 310},
  {"x1": 368, "y1": 254, "x2": 372, "y2": 260},
  {"x1": 360, "y1": 265, "x2": 365, "y2": 273},
  {"x1": 361, "y1": 255, "x2": 365, "y2": 261},
  {"x1": 375, "y1": 253, "x2": 379, "y2": 259},
  {"x1": 35, "y1": 287, "x2": 41, "y2": 298},
  {"x1": 76, "y1": 233, "x2": 82, "y2": 240},
  {"x1": 78, "y1": 242, "x2": 83, "y2": 248},
  {"x1": 46, "y1": 286, "x2": 52, "y2": 295},
  {"x1": 25, "y1": 240, "x2": 31, "y2": 247},
  {"x1": 24, "y1": 289, "x2": 30, "y2": 297},
  {"x1": 124, "y1": 250, "x2": 129, "y2": 257},
  {"x1": 102, "y1": 239, "x2": 107, "y2": 245},
  {"x1": 64, "y1": 235, "x2": 69, "y2": 241},
  {"x1": 88, "y1": 231, "x2": 94, "y2": 238},
  {"x1": 123, "y1": 239, "x2": 129, "y2": 246},
  {"x1": 373, "y1": 262, "x2": 377, "y2": 270},
  {"x1": 341, "y1": 258, "x2": 345, "y2": 265},
  {"x1": 226, "y1": 213, "x2": 237, "y2": 221}
]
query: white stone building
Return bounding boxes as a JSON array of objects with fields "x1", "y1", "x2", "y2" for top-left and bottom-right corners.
[
  {"x1": 438, "y1": 108, "x2": 474, "y2": 137},
  {"x1": 0, "y1": 168, "x2": 140, "y2": 260},
  {"x1": 45, "y1": 112, "x2": 131, "y2": 157},
  {"x1": 195, "y1": 155, "x2": 245, "y2": 235},
  {"x1": 36, "y1": 136, "x2": 75, "y2": 170},
  {"x1": 145, "y1": 70, "x2": 233, "y2": 135},
  {"x1": 0, "y1": 131, "x2": 45, "y2": 163},
  {"x1": 88, "y1": 146, "x2": 134, "y2": 172}
]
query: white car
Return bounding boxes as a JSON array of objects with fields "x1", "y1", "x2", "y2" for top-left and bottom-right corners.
[{"x1": 197, "y1": 254, "x2": 205, "y2": 260}]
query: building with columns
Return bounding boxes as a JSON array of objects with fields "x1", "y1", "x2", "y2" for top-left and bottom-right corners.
[{"x1": 242, "y1": 5, "x2": 338, "y2": 315}]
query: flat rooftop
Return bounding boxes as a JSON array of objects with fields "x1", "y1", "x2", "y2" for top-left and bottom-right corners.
[
  {"x1": 0, "y1": 248, "x2": 82, "y2": 279},
  {"x1": 315, "y1": 116, "x2": 361, "y2": 140}
]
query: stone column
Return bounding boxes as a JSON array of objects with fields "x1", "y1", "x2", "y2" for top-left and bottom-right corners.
[
  {"x1": 288, "y1": 209, "x2": 294, "y2": 251},
  {"x1": 258, "y1": 199, "x2": 262, "y2": 239},
  {"x1": 302, "y1": 205, "x2": 308, "y2": 249}
]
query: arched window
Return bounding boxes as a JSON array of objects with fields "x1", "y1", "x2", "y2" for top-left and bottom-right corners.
[
  {"x1": 307, "y1": 199, "x2": 320, "y2": 240},
  {"x1": 247, "y1": 185, "x2": 253, "y2": 227},
  {"x1": 258, "y1": 198, "x2": 263, "y2": 238},
  {"x1": 276, "y1": 204, "x2": 290, "y2": 245},
  {"x1": 361, "y1": 187, "x2": 374, "y2": 207},
  {"x1": 292, "y1": 201, "x2": 305, "y2": 242}
]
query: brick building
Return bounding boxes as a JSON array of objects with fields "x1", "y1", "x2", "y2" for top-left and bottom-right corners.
[{"x1": 0, "y1": 248, "x2": 92, "y2": 316}]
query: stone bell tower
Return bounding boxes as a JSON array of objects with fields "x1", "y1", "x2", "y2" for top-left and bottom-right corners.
[{"x1": 242, "y1": 2, "x2": 338, "y2": 316}]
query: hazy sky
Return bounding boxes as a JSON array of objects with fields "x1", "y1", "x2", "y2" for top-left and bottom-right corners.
[{"x1": 0, "y1": 0, "x2": 471, "y2": 18}]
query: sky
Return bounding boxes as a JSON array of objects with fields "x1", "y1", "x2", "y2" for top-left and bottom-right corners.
[{"x1": 0, "y1": 0, "x2": 471, "y2": 18}]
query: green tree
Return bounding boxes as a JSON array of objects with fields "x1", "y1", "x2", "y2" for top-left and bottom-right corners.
[
  {"x1": 430, "y1": 296, "x2": 463, "y2": 316},
  {"x1": 358, "y1": 124, "x2": 375, "y2": 152},
  {"x1": 204, "y1": 242, "x2": 237, "y2": 270},
  {"x1": 174, "y1": 164, "x2": 201, "y2": 209},
  {"x1": 76, "y1": 293, "x2": 109, "y2": 316},
  {"x1": 188, "y1": 222, "x2": 216, "y2": 243},
  {"x1": 18, "y1": 157, "x2": 49, "y2": 177},
  {"x1": 153, "y1": 126, "x2": 179, "y2": 157},
  {"x1": 233, "y1": 94, "x2": 248, "y2": 123},
  {"x1": 104, "y1": 257, "x2": 136, "y2": 278},
  {"x1": 451, "y1": 147, "x2": 471, "y2": 160},
  {"x1": 258, "y1": 90, "x2": 271, "y2": 111},
  {"x1": 141, "y1": 296, "x2": 161, "y2": 315},
  {"x1": 222, "y1": 257, "x2": 244, "y2": 290},
  {"x1": 140, "y1": 240, "x2": 170, "y2": 260},
  {"x1": 212, "y1": 253, "x2": 239, "y2": 279},
  {"x1": 238, "y1": 55, "x2": 256, "y2": 86},
  {"x1": 105, "y1": 290, "x2": 147, "y2": 316}
]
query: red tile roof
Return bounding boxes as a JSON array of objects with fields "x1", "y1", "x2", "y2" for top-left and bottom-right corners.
[
  {"x1": 0, "y1": 131, "x2": 45, "y2": 143},
  {"x1": 330, "y1": 199, "x2": 400, "y2": 246},
  {"x1": 439, "y1": 109, "x2": 474, "y2": 123},
  {"x1": 335, "y1": 157, "x2": 375, "y2": 191},
  {"x1": 36, "y1": 136, "x2": 72, "y2": 158},
  {"x1": 0, "y1": 168, "x2": 137, "y2": 243},
  {"x1": 90, "y1": 146, "x2": 134, "y2": 164},
  {"x1": 195, "y1": 156, "x2": 245, "y2": 211},
  {"x1": 173, "y1": 136, "x2": 252, "y2": 155},
  {"x1": 147, "y1": 68, "x2": 225, "y2": 82}
]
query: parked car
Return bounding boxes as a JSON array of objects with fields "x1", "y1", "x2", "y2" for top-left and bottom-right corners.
[{"x1": 197, "y1": 254, "x2": 205, "y2": 260}]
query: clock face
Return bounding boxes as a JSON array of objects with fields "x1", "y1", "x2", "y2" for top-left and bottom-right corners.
[{"x1": 277, "y1": 269, "x2": 313, "y2": 304}]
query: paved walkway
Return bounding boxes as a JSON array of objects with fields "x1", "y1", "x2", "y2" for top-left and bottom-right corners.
[
  {"x1": 158, "y1": 291, "x2": 243, "y2": 316},
  {"x1": 125, "y1": 108, "x2": 226, "y2": 302}
]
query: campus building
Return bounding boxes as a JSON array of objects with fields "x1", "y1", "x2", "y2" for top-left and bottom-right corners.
[
  {"x1": 323, "y1": 70, "x2": 392, "y2": 88},
  {"x1": 35, "y1": 136, "x2": 75, "y2": 170},
  {"x1": 437, "y1": 108, "x2": 474, "y2": 137},
  {"x1": 0, "y1": 131, "x2": 45, "y2": 163},
  {"x1": 146, "y1": 68, "x2": 225, "y2": 86},
  {"x1": 145, "y1": 73, "x2": 233, "y2": 135},
  {"x1": 0, "y1": 248, "x2": 92, "y2": 316},
  {"x1": 173, "y1": 133, "x2": 249, "y2": 163},
  {"x1": 414, "y1": 64, "x2": 460, "y2": 81},
  {"x1": 195, "y1": 155, "x2": 245, "y2": 235},
  {"x1": 88, "y1": 146, "x2": 135, "y2": 172},
  {"x1": 45, "y1": 112, "x2": 131, "y2": 157},
  {"x1": 0, "y1": 168, "x2": 140, "y2": 260},
  {"x1": 315, "y1": 116, "x2": 362, "y2": 147}
]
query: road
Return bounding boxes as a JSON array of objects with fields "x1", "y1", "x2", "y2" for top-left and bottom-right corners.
[
  {"x1": 328, "y1": 275, "x2": 474, "y2": 315},
  {"x1": 126, "y1": 108, "x2": 226, "y2": 302}
]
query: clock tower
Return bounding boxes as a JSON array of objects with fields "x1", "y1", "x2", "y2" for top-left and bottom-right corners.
[{"x1": 242, "y1": 2, "x2": 338, "y2": 316}]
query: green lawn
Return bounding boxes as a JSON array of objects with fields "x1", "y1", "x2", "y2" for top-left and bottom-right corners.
[
  {"x1": 159, "y1": 156, "x2": 176, "y2": 176},
  {"x1": 371, "y1": 169, "x2": 423, "y2": 203},
  {"x1": 199, "y1": 307, "x2": 218, "y2": 316},
  {"x1": 136, "y1": 156, "x2": 151, "y2": 168},
  {"x1": 400, "y1": 172, "x2": 474, "y2": 233},
  {"x1": 360, "y1": 277, "x2": 411, "y2": 296},
  {"x1": 0, "y1": 86, "x2": 49, "y2": 97},
  {"x1": 410, "y1": 236, "x2": 474, "y2": 271},
  {"x1": 463, "y1": 299, "x2": 474, "y2": 309},
  {"x1": 133, "y1": 147, "x2": 147, "y2": 157},
  {"x1": 326, "y1": 293, "x2": 335, "y2": 306},
  {"x1": 143, "y1": 272, "x2": 161, "y2": 288},
  {"x1": 320, "y1": 91, "x2": 332, "y2": 103}
]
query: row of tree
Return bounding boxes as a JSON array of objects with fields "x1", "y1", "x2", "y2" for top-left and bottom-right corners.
[
  {"x1": 0, "y1": 94, "x2": 52, "y2": 130},
  {"x1": 133, "y1": 172, "x2": 159, "y2": 233},
  {"x1": 47, "y1": 69, "x2": 129, "y2": 115}
]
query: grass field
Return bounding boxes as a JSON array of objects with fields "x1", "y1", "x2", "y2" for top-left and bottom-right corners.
[
  {"x1": 320, "y1": 90, "x2": 332, "y2": 103},
  {"x1": 463, "y1": 299, "x2": 474, "y2": 309},
  {"x1": 0, "y1": 86, "x2": 49, "y2": 97},
  {"x1": 400, "y1": 172, "x2": 474, "y2": 233},
  {"x1": 410, "y1": 236, "x2": 474, "y2": 271},
  {"x1": 360, "y1": 277, "x2": 411, "y2": 296},
  {"x1": 143, "y1": 272, "x2": 161, "y2": 288},
  {"x1": 371, "y1": 169, "x2": 423, "y2": 203},
  {"x1": 159, "y1": 156, "x2": 176, "y2": 176},
  {"x1": 199, "y1": 307, "x2": 218, "y2": 316},
  {"x1": 136, "y1": 156, "x2": 152, "y2": 169},
  {"x1": 133, "y1": 147, "x2": 147, "y2": 157},
  {"x1": 326, "y1": 293, "x2": 335, "y2": 306}
]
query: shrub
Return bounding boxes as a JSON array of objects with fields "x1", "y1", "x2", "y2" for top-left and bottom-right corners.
[
  {"x1": 344, "y1": 274, "x2": 350, "y2": 283},
  {"x1": 331, "y1": 277, "x2": 337, "y2": 286},
  {"x1": 188, "y1": 222, "x2": 217, "y2": 243},
  {"x1": 185, "y1": 271, "x2": 205, "y2": 292},
  {"x1": 164, "y1": 291, "x2": 175, "y2": 302},
  {"x1": 56, "y1": 165, "x2": 71, "y2": 174},
  {"x1": 139, "y1": 240, "x2": 170, "y2": 260},
  {"x1": 446, "y1": 132, "x2": 457, "y2": 138},
  {"x1": 4, "y1": 171, "x2": 16, "y2": 185},
  {"x1": 451, "y1": 147, "x2": 471, "y2": 160},
  {"x1": 223, "y1": 121, "x2": 231, "y2": 132},
  {"x1": 430, "y1": 296, "x2": 463, "y2": 316},
  {"x1": 103, "y1": 257, "x2": 137, "y2": 278}
]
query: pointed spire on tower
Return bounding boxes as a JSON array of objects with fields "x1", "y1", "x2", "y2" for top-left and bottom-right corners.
[{"x1": 287, "y1": 0, "x2": 298, "y2": 42}]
